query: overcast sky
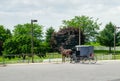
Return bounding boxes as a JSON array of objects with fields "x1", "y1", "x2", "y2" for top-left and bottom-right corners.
[{"x1": 0, "y1": 0, "x2": 120, "y2": 32}]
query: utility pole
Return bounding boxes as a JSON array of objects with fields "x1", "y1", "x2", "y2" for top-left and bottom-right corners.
[
  {"x1": 79, "y1": 27, "x2": 81, "y2": 45},
  {"x1": 114, "y1": 26, "x2": 120, "y2": 60},
  {"x1": 114, "y1": 27, "x2": 116, "y2": 60},
  {"x1": 79, "y1": 24, "x2": 82, "y2": 45},
  {"x1": 31, "y1": 19, "x2": 37, "y2": 63}
]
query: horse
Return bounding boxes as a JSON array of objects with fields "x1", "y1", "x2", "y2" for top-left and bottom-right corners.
[{"x1": 59, "y1": 46, "x2": 72, "y2": 63}]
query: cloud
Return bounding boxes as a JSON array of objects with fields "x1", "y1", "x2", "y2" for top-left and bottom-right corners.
[{"x1": 0, "y1": 0, "x2": 120, "y2": 31}]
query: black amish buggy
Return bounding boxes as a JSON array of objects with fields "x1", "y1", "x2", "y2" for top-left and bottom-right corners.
[{"x1": 70, "y1": 45, "x2": 97, "y2": 64}]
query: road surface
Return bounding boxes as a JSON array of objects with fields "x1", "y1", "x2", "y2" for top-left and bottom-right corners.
[{"x1": 0, "y1": 60, "x2": 120, "y2": 81}]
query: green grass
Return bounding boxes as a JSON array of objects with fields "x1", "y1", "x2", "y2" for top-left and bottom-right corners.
[
  {"x1": 0, "y1": 56, "x2": 3, "y2": 64},
  {"x1": 0, "y1": 53, "x2": 62, "y2": 64},
  {"x1": 0, "y1": 51, "x2": 120, "y2": 64},
  {"x1": 46, "y1": 53, "x2": 62, "y2": 58},
  {"x1": 94, "y1": 50, "x2": 120, "y2": 54},
  {"x1": 112, "y1": 54, "x2": 120, "y2": 60},
  {"x1": 94, "y1": 50, "x2": 120, "y2": 60}
]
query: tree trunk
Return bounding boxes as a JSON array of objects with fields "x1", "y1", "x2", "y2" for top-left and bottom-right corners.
[
  {"x1": 109, "y1": 47, "x2": 112, "y2": 53},
  {"x1": 22, "y1": 54, "x2": 26, "y2": 60}
]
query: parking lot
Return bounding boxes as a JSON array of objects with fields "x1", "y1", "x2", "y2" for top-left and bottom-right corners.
[{"x1": 0, "y1": 60, "x2": 120, "y2": 81}]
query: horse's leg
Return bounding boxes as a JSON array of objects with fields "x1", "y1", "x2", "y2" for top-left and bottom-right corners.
[
  {"x1": 66, "y1": 55, "x2": 69, "y2": 62},
  {"x1": 68, "y1": 55, "x2": 71, "y2": 63},
  {"x1": 62, "y1": 55, "x2": 65, "y2": 63},
  {"x1": 64, "y1": 55, "x2": 65, "y2": 63},
  {"x1": 70, "y1": 55, "x2": 72, "y2": 63},
  {"x1": 62, "y1": 54, "x2": 64, "y2": 63}
]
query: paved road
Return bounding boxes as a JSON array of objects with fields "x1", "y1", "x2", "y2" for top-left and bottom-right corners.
[{"x1": 0, "y1": 60, "x2": 120, "y2": 81}]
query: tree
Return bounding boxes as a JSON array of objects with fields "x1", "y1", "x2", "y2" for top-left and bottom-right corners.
[
  {"x1": 0, "y1": 25, "x2": 12, "y2": 55},
  {"x1": 51, "y1": 27, "x2": 85, "y2": 52},
  {"x1": 62, "y1": 15, "x2": 100, "y2": 43},
  {"x1": 3, "y1": 36, "x2": 19, "y2": 55},
  {"x1": 97, "y1": 22, "x2": 119, "y2": 52},
  {"x1": 13, "y1": 24, "x2": 43, "y2": 39},
  {"x1": 45, "y1": 27, "x2": 55, "y2": 52},
  {"x1": 3, "y1": 23, "x2": 44, "y2": 57}
]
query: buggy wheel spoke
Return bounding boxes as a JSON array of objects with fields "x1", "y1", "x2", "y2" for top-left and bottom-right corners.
[
  {"x1": 90, "y1": 56, "x2": 97, "y2": 64},
  {"x1": 82, "y1": 57, "x2": 90, "y2": 64}
]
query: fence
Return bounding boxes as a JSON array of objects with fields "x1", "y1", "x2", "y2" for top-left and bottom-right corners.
[
  {"x1": 0, "y1": 53, "x2": 120, "y2": 65},
  {"x1": 0, "y1": 53, "x2": 62, "y2": 65},
  {"x1": 96, "y1": 54, "x2": 113, "y2": 60},
  {"x1": 94, "y1": 46, "x2": 120, "y2": 51}
]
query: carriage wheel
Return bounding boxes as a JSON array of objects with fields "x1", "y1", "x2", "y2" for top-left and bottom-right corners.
[
  {"x1": 70, "y1": 58, "x2": 75, "y2": 64},
  {"x1": 81, "y1": 57, "x2": 90, "y2": 64},
  {"x1": 70, "y1": 57, "x2": 78, "y2": 64},
  {"x1": 89, "y1": 56, "x2": 97, "y2": 64}
]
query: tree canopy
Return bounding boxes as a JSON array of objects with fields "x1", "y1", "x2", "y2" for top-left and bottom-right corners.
[
  {"x1": 3, "y1": 23, "x2": 44, "y2": 55},
  {"x1": 62, "y1": 15, "x2": 100, "y2": 43},
  {"x1": 0, "y1": 25, "x2": 12, "y2": 55},
  {"x1": 45, "y1": 27, "x2": 55, "y2": 52},
  {"x1": 1, "y1": 15, "x2": 120, "y2": 56},
  {"x1": 51, "y1": 27, "x2": 85, "y2": 51},
  {"x1": 97, "y1": 22, "x2": 120, "y2": 52}
]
